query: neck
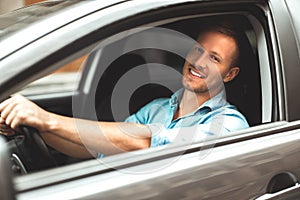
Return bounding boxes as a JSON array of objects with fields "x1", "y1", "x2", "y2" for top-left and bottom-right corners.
[{"x1": 173, "y1": 89, "x2": 211, "y2": 120}]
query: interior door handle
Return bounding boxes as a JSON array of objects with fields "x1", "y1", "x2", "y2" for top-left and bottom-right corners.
[{"x1": 256, "y1": 183, "x2": 300, "y2": 200}]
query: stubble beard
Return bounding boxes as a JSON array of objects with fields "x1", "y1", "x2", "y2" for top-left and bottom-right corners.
[
  {"x1": 182, "y1": 78, "x2": 208, "y2": 94},
  {"x1": 182, "y1": 77, "x2": 223, "y2": 98}
]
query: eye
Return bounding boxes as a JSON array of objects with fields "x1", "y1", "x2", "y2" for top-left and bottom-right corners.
[
  {"x1": 194, "y1": 46, "x2": 204, "y2": 54},
  {"x1": 210, "y1": 54, "x2": 221, "y2": 63}
]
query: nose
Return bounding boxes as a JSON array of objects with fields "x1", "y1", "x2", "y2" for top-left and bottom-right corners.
[{"x1": 189, "y1": 50, "x2": 209, "y2": 70}]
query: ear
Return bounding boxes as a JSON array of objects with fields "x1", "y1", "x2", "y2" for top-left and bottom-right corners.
[{"x1": 223, "y1": 67, "x2": 240, "y2": 83}]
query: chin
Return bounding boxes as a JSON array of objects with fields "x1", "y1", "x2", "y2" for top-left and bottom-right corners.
[{"x1": 183, "y1": 83, "x2": 207, "y2": 94}]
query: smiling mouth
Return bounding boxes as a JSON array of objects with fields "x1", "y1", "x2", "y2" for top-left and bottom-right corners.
[{"x1": 189, "y1": 68, "x2": 206, "y2": 79}]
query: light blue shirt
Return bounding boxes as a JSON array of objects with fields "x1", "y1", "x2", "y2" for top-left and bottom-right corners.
[{"x1": 125, "y1": 88, "x2": 249, "y2": 147}]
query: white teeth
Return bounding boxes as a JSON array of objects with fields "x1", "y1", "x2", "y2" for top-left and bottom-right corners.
[{"x1": 190, "y1": 69, "x2": 205, "y2": 78}]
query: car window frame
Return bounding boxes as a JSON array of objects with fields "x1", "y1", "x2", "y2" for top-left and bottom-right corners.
[
  {"x1": 78, "y1": 2, "x2": 272, "y2": 123},
  {"x1": 268, "y1": 0, "x2": 300, "y2": 122}
]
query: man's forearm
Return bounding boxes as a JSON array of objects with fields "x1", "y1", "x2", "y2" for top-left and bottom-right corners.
[
  {"x1": 0, "y1": 95, "x2": 152, "y2": 158},
  {"x1": 45, "y1": 113, "x2": 152, "y2": 156},
  {"x1": 40, "y1": 132, "x2": 96, "y2": 158}
]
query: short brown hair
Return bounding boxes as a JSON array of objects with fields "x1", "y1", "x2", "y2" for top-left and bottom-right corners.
[{"x1": 197, "y1": 15, "x2": 251, "y2": 68}]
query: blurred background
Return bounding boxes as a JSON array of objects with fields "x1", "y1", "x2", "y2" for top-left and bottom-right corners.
[
  {"x1": 0, "y1": 0, "x2": 86, "y2": 96},
  {"x1": 0, "y1": 0, "x2": 45, "y2": 14}
]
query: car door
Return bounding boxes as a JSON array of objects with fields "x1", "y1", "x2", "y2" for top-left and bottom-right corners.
[{"x1": 2, "y1": 0, "x2": 300, "y2": 199}]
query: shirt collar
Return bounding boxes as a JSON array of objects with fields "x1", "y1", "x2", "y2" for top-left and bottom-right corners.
[
  {"x1": 169, "y1": 88, "x2": 228, "y2": 112},
  {"x1": 200, "y1": 89, "x2": 228, "y2": 111},
  {"x1": 169, "y1": 88, "x2": 184, "y2": 107}
]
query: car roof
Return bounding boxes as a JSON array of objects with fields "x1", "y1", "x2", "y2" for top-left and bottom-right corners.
[{"x1": 0, "y1": 0, "x2": 265, "y2": 60}]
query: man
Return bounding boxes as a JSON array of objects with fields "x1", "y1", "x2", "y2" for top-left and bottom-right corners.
[{"x1": 0, "y1": 17, "x2": 249, "y2": 158}]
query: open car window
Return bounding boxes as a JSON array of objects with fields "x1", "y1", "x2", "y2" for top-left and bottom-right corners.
[{"x1": 79, "y1": 14, "x2": 265, "y2": 127}]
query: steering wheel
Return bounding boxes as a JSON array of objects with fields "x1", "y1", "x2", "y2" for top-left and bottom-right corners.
[{"x1": 8, "y1": 125, "x2": 57, "y2": 174}]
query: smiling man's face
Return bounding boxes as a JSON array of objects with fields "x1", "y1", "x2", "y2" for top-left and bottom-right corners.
[{"x1": 182, "y1": 30, "x2": 240, "y2": 98}]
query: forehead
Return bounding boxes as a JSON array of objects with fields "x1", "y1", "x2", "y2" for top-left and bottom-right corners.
[{"x1": 197, "y1": 31, "x2": 237, "y2": 61}]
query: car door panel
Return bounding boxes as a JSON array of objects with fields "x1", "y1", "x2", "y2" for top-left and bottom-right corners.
[
  {"x1": 86, "y1": 125, "x2": 300, "y2": 199},
  {"x1": 14, "y1": 121, "x2": 300, "y2": 199}
]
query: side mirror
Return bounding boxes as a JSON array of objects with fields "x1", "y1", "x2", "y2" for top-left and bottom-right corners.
[{"x1": 0, "y1": 136, "x2": 15, "y2": 200}]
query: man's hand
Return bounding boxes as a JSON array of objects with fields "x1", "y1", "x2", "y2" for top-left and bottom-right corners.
[
  {"x1": 0, "y1": 117, "x2": 15, "y2": 136},
  {"x1": 0, "y1": 95, "x2": 52, "y2": 132}
]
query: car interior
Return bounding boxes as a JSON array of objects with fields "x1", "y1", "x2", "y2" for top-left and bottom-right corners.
[{"x1": 91, "y1": 14, "x2": 262, "y2": 127}]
